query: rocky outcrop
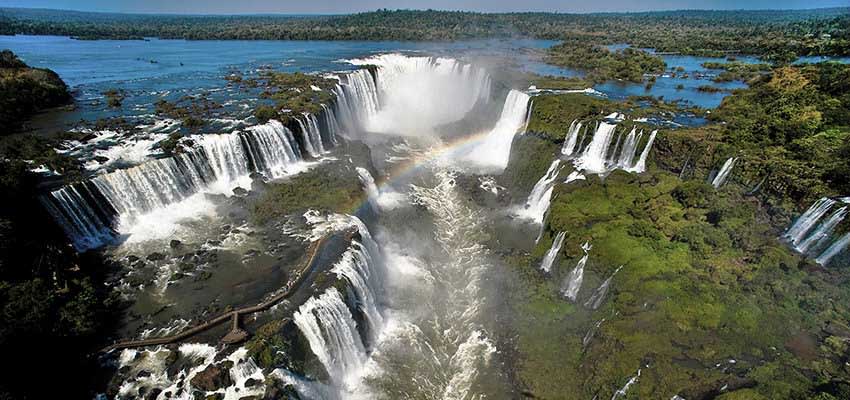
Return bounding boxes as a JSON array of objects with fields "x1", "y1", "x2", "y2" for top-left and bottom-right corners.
[
  {"x1": 190, "y1": 363, "x2": 233, "y2": 391},
  {"x1": 0, "y1": 50, "x2": 72, "y2": 133}
]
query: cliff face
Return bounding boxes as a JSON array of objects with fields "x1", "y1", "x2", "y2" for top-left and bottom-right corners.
[{"x1": 0, "y1": 49, "x2": 71, "y2": 134}]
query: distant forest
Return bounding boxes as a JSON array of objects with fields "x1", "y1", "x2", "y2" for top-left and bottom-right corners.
[{"x1": 1, "y1": 8, "x2": 849, "y2": 58}]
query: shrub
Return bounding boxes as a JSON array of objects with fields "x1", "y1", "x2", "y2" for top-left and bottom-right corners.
[
  {"x1": 254, "y1": 105, "x2": 278, "y2": 123},
  {"x1": 672, "y1": 181, "x2": 715, "y2": 208}
]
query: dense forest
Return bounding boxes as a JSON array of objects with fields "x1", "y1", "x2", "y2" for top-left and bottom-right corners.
[{"x1": 1, "y1": 8, "x2": 849, "y2": 59}]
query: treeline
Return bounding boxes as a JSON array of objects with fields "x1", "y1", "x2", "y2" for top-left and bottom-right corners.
[
  {"x1": 1, "y1": 8, "x2": 849, "y2": 58},
  {"x1": 545, "y1": 44, "x2": 667, "y2": 82}
]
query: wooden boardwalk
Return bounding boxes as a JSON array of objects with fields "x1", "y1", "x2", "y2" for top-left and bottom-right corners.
[{"x1": 100, "y1": 230, "x2": 349, "y2": 353}]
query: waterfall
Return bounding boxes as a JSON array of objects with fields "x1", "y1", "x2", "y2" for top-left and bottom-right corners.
[
  {"x1": 516, "y1": 159, "x2": 562, "y2": 224},
  {"x1": 816, "y1": 233, "x2": 850, "y2": 266},
  {"x1": 561, "y1": 120, "x2": 582, "y2": 156},
  {"x1": 561, "y1": 242, "x2": 591, "y2": 302},
  {"x1": 785, "y1": 198, "x2": 837, "y2": 246},
  {"x1": 584, "y1": 266, "x2": 622, "y2": 310},
  {"x1": 295, "y1": 117, "x2": 321, "y2": 158},
  {"x1": 43, "y1": 118, "x2": 324, "y2": 250},
  {"x1": 540, "y1": 232, "x2": 566, "y2": 273},
  {"x1": 90, "y1": 150, "x2": 215, "y2": 222},
  {"x1": 460, "y1": 89, "x2": 531, "y2": 173},
  {"x1": 711, "y1": 157, "x2": 737, "y2": 188},
  {"x1": 331, "y1": 240, "x2": 384, "y2": 345},
  {"x1": 795, "y1": 207, "x2": 847, "y2": 255},
  {"x1": 356, "y1": 167, "x2": 381, "y2": 211},
  {"x1": 565, "y1": 171, "x2": 586, "y2": 184},
  {"x1": 241, "y1": 119, "x2": 302, "y2": 178},
  {"x1": 320, "y1": 104, "x2": 341, "y2": 145},
  {"x1": 329, "y1": 70, "x2": 379, "y2": 137},
  {"x1": 195, "y1": 132, "x2": 252, "y2": 193},
  {"x1": 345, "y1": 54, "x2": 492, "y2": 136},
  {"x1": 40, "y1": 182, "x2": 117, "y2": 250},
  {"x1": 355, "y1": 167, "x2": 405, "y2": 211},
  {"x1": 293, "y1": 212, "x2": 383, "y2": 395},
  {"x1": 575, "y1": 122, "x2": 618, "y2": 174},
  {"x1": 784, "y1": 197, "x2": 850, "y2": 265},
  {"x1": 569, "y1": 121, "x2": 657, "y2": 175},
  {"x1": 583, "y1": 318, "x2": 605, "y2": 348},
  {"x1": 293, "y1": 287, "x2": 367, "y2": 385},
  {"x1": 630, "y1": 130, "x2": 657, "y2": 173},
  {"x1": 611, "y1": 369, "x2": 641, "y2": 400},
  {"x1": 615, "y1": 127, "x2": 640, "y2": 169}
]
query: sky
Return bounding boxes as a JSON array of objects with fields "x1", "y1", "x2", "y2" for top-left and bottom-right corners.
[{"x1": 2, "y1": 0, "x2": 848, "y2": 14}]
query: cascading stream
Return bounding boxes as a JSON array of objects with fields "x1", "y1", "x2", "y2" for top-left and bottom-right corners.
[
  {"x1": 711, "y1": 157, "x2": 737, "y2": 188},
  {"x1": 784, "y1": 197, "x2": 850, "y2": 266},
  {"x1": 561, "y1": 242, "x2": 592, "y2": 302},
  {"x1": 516, "y1": 159, "x2": 563, "y2": 225},
  {"x1": 540, "y1": 232, "x2": 566, "y2": 273},
  {"x1": 564, "y1": 119, "x2": 658, "y2": 176},
  {"x1": 44, "y1": 117, "x2": 333, "y2": 250}
]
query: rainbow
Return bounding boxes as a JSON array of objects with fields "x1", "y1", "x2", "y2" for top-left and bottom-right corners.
[{"x1": 343, "y1": 128, "x2": 516, "y2": 214}]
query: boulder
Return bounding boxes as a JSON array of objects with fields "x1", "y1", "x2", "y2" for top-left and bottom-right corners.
[
  {"x1": 146, "y1": 252, "x2": 166, "y2": 261},
  {"x1": 190, "y1": 364, "x2": 233, "y2": 392},
  {"x1": 249, "y1": 172, "x2": 268, "y2": 182},
  {"x1": 233, "y1": 187, "x2": 249, "y2": 196},
  {"x1": 145, "y1": 388, "x2": 163, "y2": 400}
]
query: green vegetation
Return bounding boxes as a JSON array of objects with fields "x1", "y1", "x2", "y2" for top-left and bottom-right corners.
[
  {"x1": 246, "y1": 319, "x2": 309, "y2": 373},
  {"x1": 249, "y1": 155, "x2": 368, "y2": 225},
  {"x1": 546, "y1": 43, "x2": 666, "y2": 82},
  {"x1": 709, "y1": 63, "x2": 850, "y2": 204},
  {"x1": 0, "y1": 49, "x2": 71, "y2": 133},
  {"x1": 697, "y1": 85, "x2": 725, "y2": 93},
  {"x1": 252, "y1": 72, "x2": 337, "y2": 124},
  {"x1": 0, "y1": 149, "x2": 119, "y2": 399},
  {"x1": 154, "y1": 95, "x2": 221, "y2": 129},
  {"x1": 0, "y1": 131, "x2": 89, "y2": 183},
  {"x1": 503, "y1": 166, "x2": 849, "y2": 399},
  {"x1": 2, "y1": 8, "x2": 848, "y2": 58},
  {"x1": 704, "y1": 61, "x2": 773, "y2": 82},
  {"x1": 526, "y1": 74, "x2": 592, "y2": 91},
  {"x1": 501, "y1": 60, "x2": 850, "y2": 400},
  {"x1": 525, "y1": 92, "x2": 611, "y2": 142}
]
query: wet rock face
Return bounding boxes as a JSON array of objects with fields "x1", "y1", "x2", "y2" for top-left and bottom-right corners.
[{"x1": 190, "y1": 363, "x2": 233, "y2": 392}]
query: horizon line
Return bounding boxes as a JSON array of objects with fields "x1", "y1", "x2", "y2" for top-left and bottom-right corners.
[{"x1": 2, "y1": 6, "x2": 848, "y2": 18}]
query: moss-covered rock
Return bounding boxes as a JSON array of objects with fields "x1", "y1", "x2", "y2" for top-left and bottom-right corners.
[{"x1": 249, "y1": 141, "x2": 371, "y2": 224}]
